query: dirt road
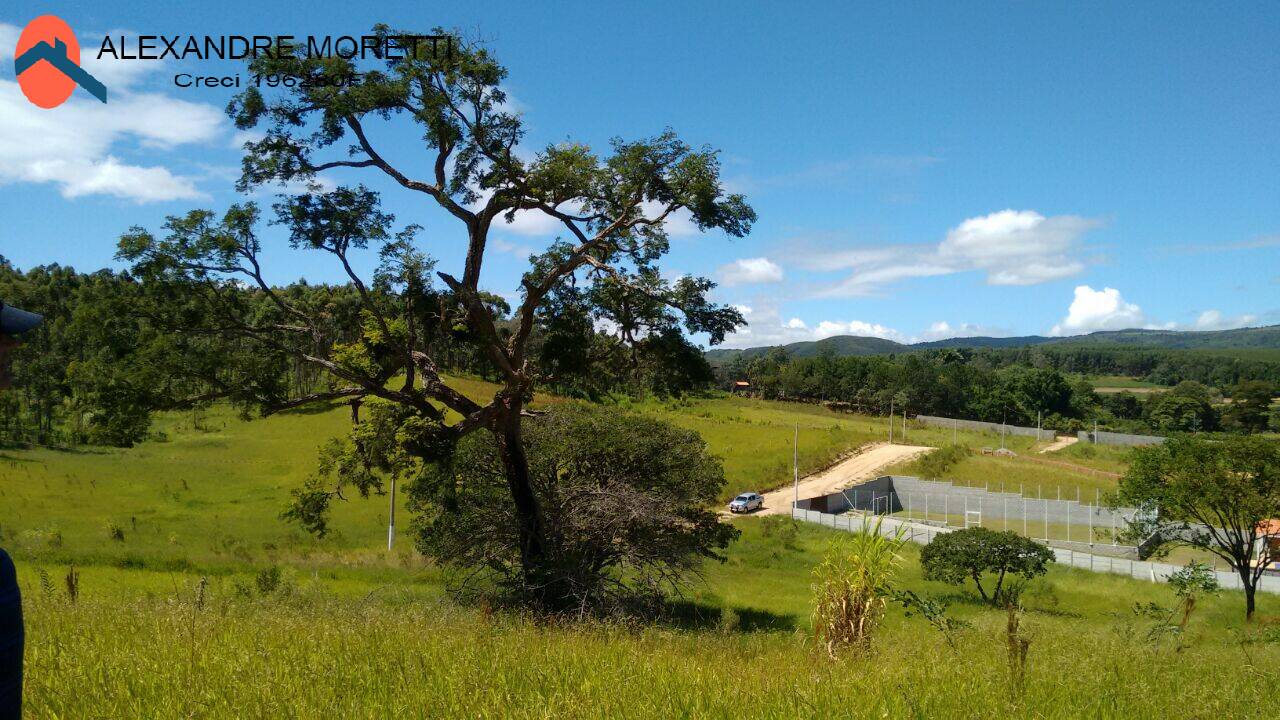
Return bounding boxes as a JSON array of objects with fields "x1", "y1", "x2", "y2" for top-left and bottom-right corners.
[
  {"x1": 1038, "y1": 436, "x2": 1079, "y2": 454},
  {"x1": 751, "y1": 442, "x2": 933, "y2": 516}
]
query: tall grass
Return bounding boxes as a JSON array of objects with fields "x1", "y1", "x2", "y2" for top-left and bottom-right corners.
[{"x1": 19, "y1": 530, "x2": 1280, "y2": 719}]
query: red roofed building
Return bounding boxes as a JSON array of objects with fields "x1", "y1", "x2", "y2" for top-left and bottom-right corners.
[{"x1": 1257, "y1": 519, "x2": 1280, "y2": 571}]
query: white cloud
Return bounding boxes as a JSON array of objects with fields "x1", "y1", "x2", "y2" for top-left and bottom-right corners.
[
  {"x1": 1192, "y1": 309, "x2": 1258, "y2": 331},
  {"x1": 492, "y1": 237, "x2": 534, "y2": 258},
  {"x1": 938, "y1": 210, "x2": 1095, "y2": 285},
  {"x1": 814, "y1": 320, "x2": 905, "y2": 342},
  {"x1": 0, "y1": 23, "x2": 225, "y2": 203},
  {"x1": 1048, "y1": 287, "x2": 1264, "y2": 336},
  {"x1": 802, "y1": 209, "x2": 1101, "y2": 297},
  {"x1": 719, "y1": 303, "x2": 1017, "y2": 349},
  {"x1": 718, "y1": 257, "x2": 783, "y2": 286},
  {"x1": 916, "y1": 321, "x2": 1007, "y2": 342},
  {"x1": 1050, "y1": 286, "x2": 1145, "y2": 335},
  {"x1": 720, "y1": 302, "x2": 907, "y2": 348}
]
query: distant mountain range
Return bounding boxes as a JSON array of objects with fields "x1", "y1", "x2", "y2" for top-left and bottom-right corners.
[{"x1": 705, "y1": 325, "x2": 1280, "y2": 363}]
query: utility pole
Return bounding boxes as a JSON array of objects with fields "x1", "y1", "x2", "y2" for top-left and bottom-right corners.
[
  {"x1": 792, "y1": 424, "x2": 799, "y2": 509},
  {"x1": 387, "y1": 475, "x2": 397, "y2": 551},
  {"x1": 888, "y1": 399, "x2": 894, "y2": 444}
]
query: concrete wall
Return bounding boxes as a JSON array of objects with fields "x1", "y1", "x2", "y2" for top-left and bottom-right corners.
[
  {"x1": 794, "y1": 475, "x2": 900, "y2": 514},
  {"x1": 1078, "y1": 430, "x2": 1165, "y2": 447},
  {"x1": 916, "y1": 415, "x2": 1055, "y2": 441}
]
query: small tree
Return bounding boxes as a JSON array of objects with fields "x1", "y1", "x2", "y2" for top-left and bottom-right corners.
[
  {"x1": 1114, "y1": 435, "x2": 1280, "y2": 620},
  {"x1": 1168, "y1": 561, "x2": 1220, "y2": 632},
  {"x1": 920, "y1": 527, "x2": 1054, "y2": 605}
]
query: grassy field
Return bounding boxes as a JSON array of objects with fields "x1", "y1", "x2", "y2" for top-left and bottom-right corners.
[
  {"x1": 16, "y1": 519, "x2": 1280, "y2": 719},
  {"x1": 1086, "y1": 375, "x2": 1166, "y2": 392},
  {"x1": 0, "y1": 381, "x2": 902, "y2": 569},
  {"x1": 0, "y1": 380, "x2": 1135, "y2": 570},
  {"x1": 884, "y1": 436, "x2": 1132, "y2": 501},
  {"x1": 6, "y1": 379, "x2": 1276, "y2": 717}
]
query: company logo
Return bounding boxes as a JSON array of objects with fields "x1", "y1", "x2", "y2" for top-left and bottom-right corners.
[{"x1": 13, "y1": 15, "x2": 107, "y2": 108}]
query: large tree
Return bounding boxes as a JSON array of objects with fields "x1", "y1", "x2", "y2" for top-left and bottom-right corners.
[
  {"x1": 120, "y1": 28, "x2": 753, "y2": 608},
  {"x1": 1224, "y1": 380, "x2": 1276, "y2": 433},
  {"x1": 1115, "y1": 435, "x2": 1280, "y2": 620}
]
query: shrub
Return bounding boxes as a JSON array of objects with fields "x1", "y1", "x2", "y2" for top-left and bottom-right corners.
[
  {"x1": 759, "y1": 516, "x2": 799, "y2": 549},
  {"x1": 920, "y1": 527, "x2": 1053, "y2": 605},
  {"x1": 411, "y1": 404, "x2": 739, "y2": 616},
  {"x1": 255, "y1": 566, "x2": 283, "y2": 595},
  {"x1": 916, "y1": 444, "x2": 968, "y2": 479},
  {"x1": 811, "y1": 518, "x2": 904, "y2": 657}
]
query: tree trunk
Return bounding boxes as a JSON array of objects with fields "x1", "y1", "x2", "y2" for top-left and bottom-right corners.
[
  {"x1": 973, "y1": 573, "x2": 989, "y2": 601},
  {"x1": 492, "y1": 396, "x2": 554, "y2": 604},
  {"x1": 1242, "y1": 569, "x2": 1257, "y2": 621}
]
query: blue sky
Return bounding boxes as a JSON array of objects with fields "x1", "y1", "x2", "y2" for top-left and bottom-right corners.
[{"x1": 2, "y1": 1, "x2": 1277, "y2": 347}]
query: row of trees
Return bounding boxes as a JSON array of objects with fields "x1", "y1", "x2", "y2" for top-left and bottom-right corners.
[
  {"x1": 0, "y1": 255, "x2": 719, "y2": 449},
  {"x1": 720, "y1": 348, "x2": 1278, "y2": 435},
  {"x1": 971, "y1": 345, "x2": 1280, "y2": 389}
]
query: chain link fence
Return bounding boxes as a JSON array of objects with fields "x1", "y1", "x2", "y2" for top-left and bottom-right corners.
[
  {"x1": 790, "y1": 503, "x2": 1280, "y2": 595},
  {"x1": 796, "y1": 475, "x2": 1146, "y2": 557}
]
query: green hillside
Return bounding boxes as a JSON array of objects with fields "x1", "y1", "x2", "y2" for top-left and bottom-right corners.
[
  {"x1": 705, "y1": 335, "x2": 907, "y2": 363},
  {"x1": 709, "y1": 324, "x2": 1280, "y2": 363}
]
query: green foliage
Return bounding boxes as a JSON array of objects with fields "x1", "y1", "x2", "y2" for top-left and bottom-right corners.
[
  {"x1": 1224, "y1": 380, "x2": 1276, "y2": 433},
  {"x1": 920, "y1": 528, "x2": 1054, "y2": 605},
  {"x1": 811, "y1": 518, "x2": 905, "y2": 656},
  {"x1": 1168, "y1": 561, "x2": 1220, "y2": 630},
  {"x1": 891, "y1": 589, "x2": 970, "y2": 649},
  {"x1": 916, "y1": 444, "x2": 969, "y2": 479},
  {"x1": 411, "y1": 404, "x2": 738, "y2": 613},
  {"x1": 1116, "y1": 435, "x2": 1280, "y2": 618}
]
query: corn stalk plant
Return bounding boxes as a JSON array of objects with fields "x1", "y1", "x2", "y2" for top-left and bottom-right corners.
[{"x1": 811, "y1": 517, "x2": 905, "y2": 657}]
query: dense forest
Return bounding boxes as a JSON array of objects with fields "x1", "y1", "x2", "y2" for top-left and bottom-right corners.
[
  {"x1": 716, "y1": 347, "x2": 1279, "y2": 436},
  {"x1": 0, "y1": 257, "x2": 714, "y2": 448}
]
